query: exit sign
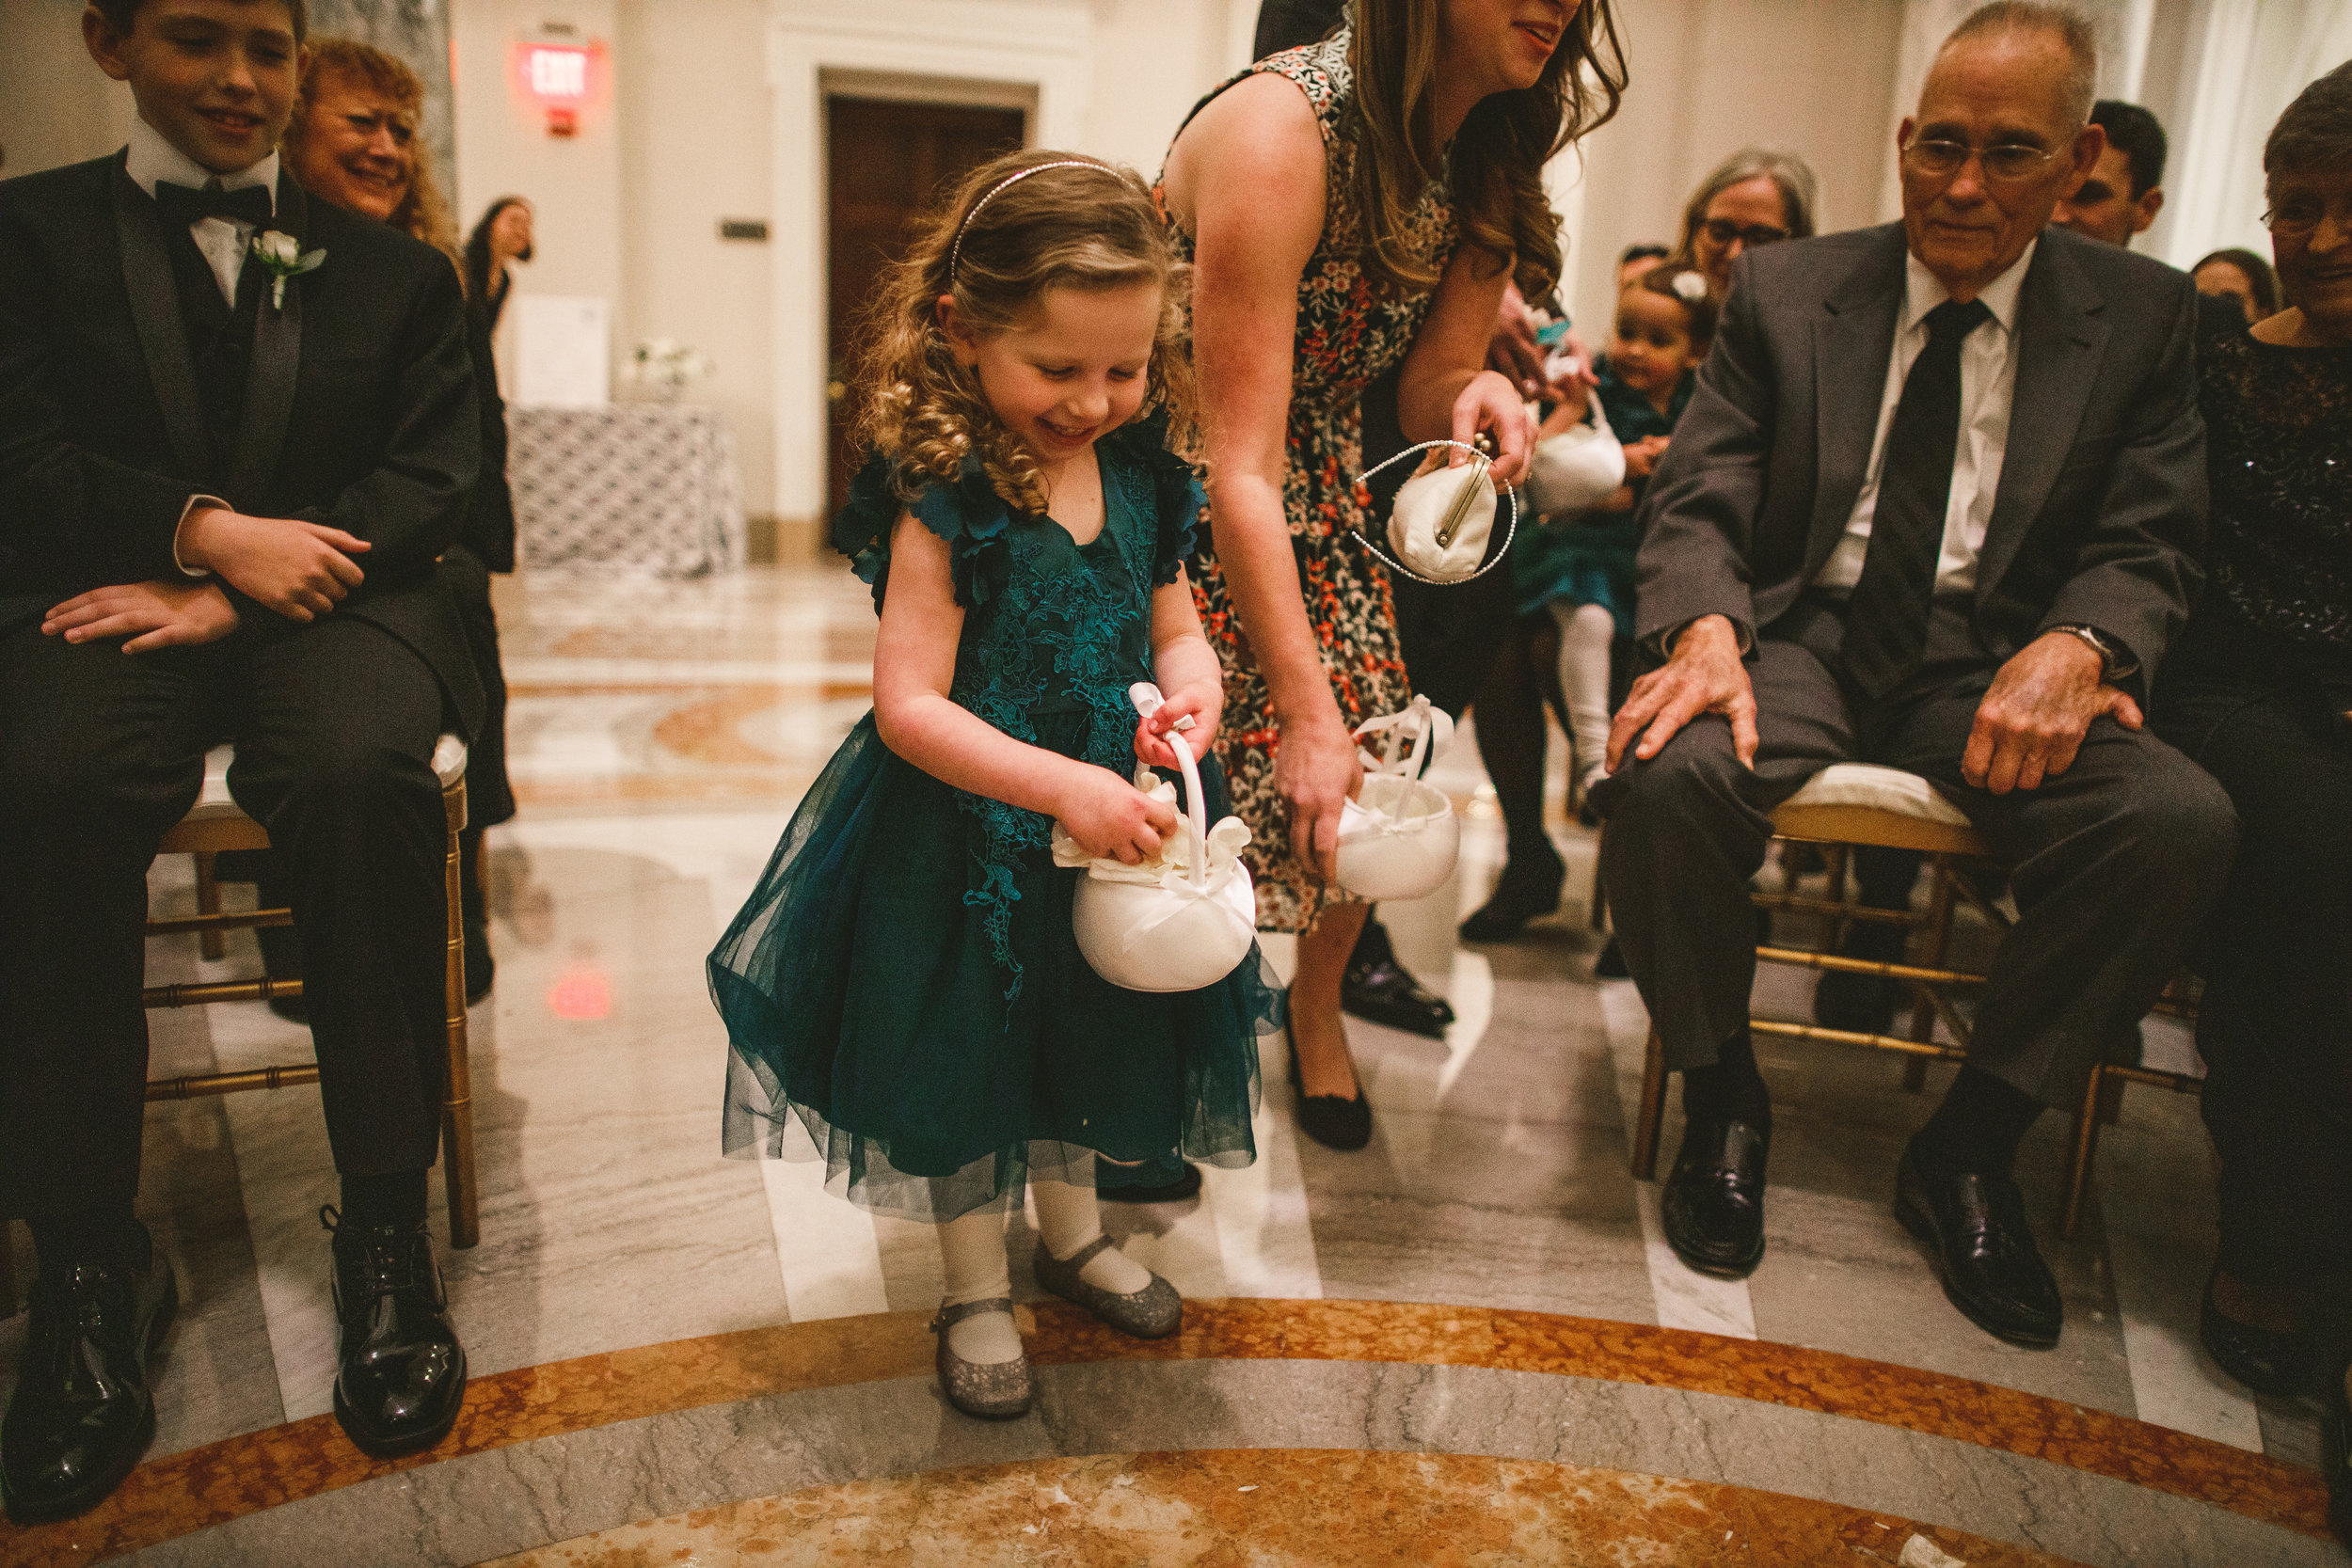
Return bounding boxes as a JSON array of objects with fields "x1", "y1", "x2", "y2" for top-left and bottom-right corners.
[{"x1": 522, "y1": 44, "x2": 589, "y2": 102}]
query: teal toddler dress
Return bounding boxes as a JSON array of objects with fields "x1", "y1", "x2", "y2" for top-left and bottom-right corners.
[
  {"x1": 1508, "y1": 360, "x2": 1695, "y2": 635},
  {"x1": 708, "y1": 420, "x2": 1278, "y2": 1223}
]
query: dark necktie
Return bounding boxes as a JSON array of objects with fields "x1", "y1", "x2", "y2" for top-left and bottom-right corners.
[
  {"x1": 152, "y1": 179, "x2": 274, "y2": 230},
  {"x1": 1842, "y1": 296, "x2": 1994, "y2": 697}
]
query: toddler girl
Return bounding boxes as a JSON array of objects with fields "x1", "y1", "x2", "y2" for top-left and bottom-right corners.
[
  {"x1": 1519, "y1": 262, "x2": 1719, "y2": 800},
  {"x1": 708, "y1": 152, "x2": 1275, "y2": 1420}
]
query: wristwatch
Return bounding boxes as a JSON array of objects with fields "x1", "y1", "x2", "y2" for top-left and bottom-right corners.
[{"x1": 2047, "y1": 624, "x2": 2137, "y2": 682}]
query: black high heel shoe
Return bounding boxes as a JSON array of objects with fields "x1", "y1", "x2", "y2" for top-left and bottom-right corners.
[
  {"x1": 2198, "y1": 1267, "x2": 2315, "y2": 1397},
  {"x1": 1286, "y1": 1032, "x2": 1372, "y2": 1151},
  {"x1": 1458, "y1": 849, "x2": 1566, "y2": 942}
]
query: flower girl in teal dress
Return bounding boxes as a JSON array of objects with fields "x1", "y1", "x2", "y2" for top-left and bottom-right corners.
[{"x1": 708, "y1": 152, "x2": 1278, "y2": 1419}]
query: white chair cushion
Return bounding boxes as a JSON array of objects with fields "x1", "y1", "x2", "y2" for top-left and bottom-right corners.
[
  {"x1": 1780, "y1": 764, "x2": 1973, "y2": 828},
  {"x1": 186, "y1": 735, "x2": 468, "y2": 820}
]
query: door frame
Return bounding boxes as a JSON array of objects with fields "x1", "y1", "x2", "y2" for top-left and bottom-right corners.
[{"x1": 768, "y1": 0, "x2": 1089, "y2": 531}]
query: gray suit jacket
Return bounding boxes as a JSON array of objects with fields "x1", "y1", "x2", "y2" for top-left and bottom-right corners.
[{"x1": 1632, "y1": 222, "x2": 2207, "y2": 693}]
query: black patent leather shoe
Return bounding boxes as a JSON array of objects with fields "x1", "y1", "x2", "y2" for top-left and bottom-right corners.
[
  {"x1": 324, "y1": 1209, "x2": 467, "y2": 1458},
  {"x1": 1096, "y1": 1164, "x2": 1203, "y2": 1204},
  {"x1": 2198, "y1": 1269, "x2": 2313, "y2": 1397},
  {"x1": 2323, "y1": 1355, "x2": 2352, "y2": 1544},
  {"x1": 1457, "y1": 852, "x2": 1566, "y2": 944},
  {"x1": 1287, "y1": 1034, "x2": 1373, "y2": 1151},
  {"x1": 1340, "y1": 955, "x2": 1454, "y2": 1039},
  {"x1": 1661, "y1": 1118, "x2": 1769, "y2": 1278},
  {"x1": 1894, "y1": 1145, "x2": 2062, "y2": 1348},
  {"x1": 2, "y1": 1247, "x2": 178, "y2": 1524}
]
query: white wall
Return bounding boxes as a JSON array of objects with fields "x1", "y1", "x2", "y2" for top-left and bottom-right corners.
[
  {"x1": 0, "y1": 0, "x2": 142, "y2": 182},
  {"x1": 1556, "y1": 0, "x2": 1909, "y2": 334},
  {"x1": 615, "y1": 0, "x2": 774, "y2": 515}
]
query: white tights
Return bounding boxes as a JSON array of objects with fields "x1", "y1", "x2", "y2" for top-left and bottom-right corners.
[
  {"x1": 1549, "y1": 599, "x2": 1616, "y2": 797},
  {"x1": 934, "y1": 1153, "x2": 1152, "y2": 1364}
]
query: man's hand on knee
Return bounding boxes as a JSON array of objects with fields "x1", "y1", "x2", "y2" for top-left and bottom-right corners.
[
  {"x1": 180, "y1": 506, "x2": 370, "y2": 622},
  {"x1": 1963, "y1": 632, "x2": 2144, "y2": 794},
  {"x1": 42, "y1": 580, "x2": 241, "y2": 652},
  {"x1": 1606, "y1": 614, "x2": 1758, "y2": 774}
]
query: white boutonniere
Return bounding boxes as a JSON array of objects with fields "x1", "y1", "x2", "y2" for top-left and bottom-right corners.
[{"x1": 249, "y1": 230, "x2": 326, "y2": 309}]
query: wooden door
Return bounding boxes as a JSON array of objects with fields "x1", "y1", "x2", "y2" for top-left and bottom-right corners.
[{"x1": 824, "y1": 97, "x2": 1026, "y2": 520}]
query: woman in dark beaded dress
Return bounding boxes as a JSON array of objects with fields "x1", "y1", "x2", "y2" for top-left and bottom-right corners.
[{"x1": 2147, "y1": 71, "x2": 2352, "y2": 1469}]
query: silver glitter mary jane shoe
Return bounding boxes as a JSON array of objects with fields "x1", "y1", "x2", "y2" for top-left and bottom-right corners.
[
  {"x1": 929, "y1": 1298, "x2": 1033, "y2": 1419},
  {"x1": 1033, "y1": 1235, "x2": 1184, "y2": 1339}
]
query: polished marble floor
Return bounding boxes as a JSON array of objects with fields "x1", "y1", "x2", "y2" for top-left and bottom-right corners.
[{"x1": 0, "y1": 562, "x2": 2342, "y2": 1566}]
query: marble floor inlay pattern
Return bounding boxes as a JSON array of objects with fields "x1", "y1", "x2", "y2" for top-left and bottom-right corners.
[
  {"x1": 482, "y1": 1449, "x2": 2087, "y2": 1567},
  {"x1": 0, "y1": 563, "x2": 2338, "y2": 1567}
]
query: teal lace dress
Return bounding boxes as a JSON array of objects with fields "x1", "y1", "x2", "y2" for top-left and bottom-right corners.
[{"x1": 708, "y1": 423, "x2": 1277, "y2": 1223}]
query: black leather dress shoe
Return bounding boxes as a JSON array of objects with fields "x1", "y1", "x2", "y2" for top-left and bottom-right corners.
[
  {"x1": 1661, "y1": 1118, "x2": 1769, "y2": 1278},
  {"x1": 1813, "y1": 921, "x2": 1904, "y2": 1037},
  {"x1": 324, "y1": 1209, "x2": 467, "y2": 1458},
  {"x1": 1894, "y1": 1145, "x2": 2062, "y2": 1348},
  {"x1": 1457, "y1": 851, "x2": 1565, "y2": 943},
  {"x1": 2198, "y1": 1268, "x2": 2313, "y2": 1397},
  {"x1": 2322, "y1": 1354, "x2": 2352, "y2": 1544},
  {"x1": 1340, "y1": 955, "x2": 1454, "y2": 1040},
  {"x1": 1287, "y1": 1035, "x2": 1373, "y2": 1151},
  {"x1": 2, "y1": 1249, "x2": 178, "y2": 1524},
  {"x1": 1096, "y1": 1164, "x2": 1202, "y2": 1203}
]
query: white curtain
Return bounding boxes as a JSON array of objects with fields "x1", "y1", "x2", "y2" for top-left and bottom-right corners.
[{"x1": 1873, "y1": 0, "x2": 2352, "y2": 272}]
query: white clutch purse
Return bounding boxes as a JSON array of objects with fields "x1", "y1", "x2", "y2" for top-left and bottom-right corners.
[
  {"x1": 1054, "y1": 687, "x2": 1257, "y2": 993},
  {"x1": 1333, "y1": 695, "x2": 1461, "y2": 902},
  {"x1": 1354, "y1": 439, "x2": 1520, "y2": 585}
]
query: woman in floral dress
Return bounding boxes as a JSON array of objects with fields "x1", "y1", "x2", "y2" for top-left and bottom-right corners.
[{"x1": 1157, "y1": 0, "x2": 1625, "y2": 1147}]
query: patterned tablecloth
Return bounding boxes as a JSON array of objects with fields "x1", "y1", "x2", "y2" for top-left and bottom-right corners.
[{"x1": 509, "y1": 404, "x2": 747, "y2": 576}]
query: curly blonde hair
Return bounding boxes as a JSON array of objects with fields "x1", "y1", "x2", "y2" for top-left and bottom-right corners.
[
  {"x1": 286, "y1": 38, "x2": 460, "y2": 269},
  {"x1": 851, "y1": 150, "x2": 1198, "y2": 517}
]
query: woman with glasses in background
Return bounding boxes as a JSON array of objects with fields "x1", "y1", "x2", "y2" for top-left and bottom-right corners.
[
  {"x1": 2145, "y1": 71, "x2": 2352, "y2": 1535},
  {"x1": 1667, "y1": 148, "x2": 1819, "y2": 294}
]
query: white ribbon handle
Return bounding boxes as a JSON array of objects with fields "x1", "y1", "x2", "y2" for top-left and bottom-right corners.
[
  {"x1": 1353, "y1": 695, "x2": 1451, "y2": 782},
  {"x1": 1131, "y1": 683, "x2": 1209, "y2": 892},
  {"x1": 1349, "y1": 439, "x2": 1521, "y2": 586}
]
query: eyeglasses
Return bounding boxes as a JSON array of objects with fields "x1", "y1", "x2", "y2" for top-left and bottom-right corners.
[
  {"x1": 1699, "y1": 217, "x2": 1790, "y2": 249},
  {"x1": 1900, "y1": 134, "x2": 2061, "y2": 185},
  {"x1": 2263, "y1": 194, "x2": 2352, "y2": 240}
]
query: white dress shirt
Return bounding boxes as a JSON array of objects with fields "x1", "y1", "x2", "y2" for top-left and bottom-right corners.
[
  {"x1": 1814, "y1": 238, "x2": 2037, "y2": 596},
  {"x1": 123, "y1": 115, "x2": 278, "y2": 307}
]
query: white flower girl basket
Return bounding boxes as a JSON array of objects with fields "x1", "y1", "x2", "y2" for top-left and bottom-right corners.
[
  {"x1": 1054, "y1": 685, "x2": 1258, "y2": 993},
  {"x1": 1334, "y1": 695, "x2": 1460, "y2": 902}
]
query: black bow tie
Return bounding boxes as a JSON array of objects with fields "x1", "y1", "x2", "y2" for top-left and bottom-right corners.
[{"x1": 152, "y1": 179, "x2": 274, "y2": 230}]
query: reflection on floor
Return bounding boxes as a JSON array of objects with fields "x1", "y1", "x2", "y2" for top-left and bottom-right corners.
[{"x1": 0, "y1": 562, "x2": 2338, "y2": 1567}]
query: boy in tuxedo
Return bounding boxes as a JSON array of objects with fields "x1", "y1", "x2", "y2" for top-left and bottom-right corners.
[{"x1": 0, "y1": 0, "x2": 480, "y2": 1518}]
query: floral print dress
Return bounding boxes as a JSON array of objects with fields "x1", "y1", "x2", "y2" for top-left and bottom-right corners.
[{"x1": 1160, "y1": 30, "x2": 1462, "y2": 932}]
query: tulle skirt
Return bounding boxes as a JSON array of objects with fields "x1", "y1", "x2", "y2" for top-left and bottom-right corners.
[{"x1": 709, "y1": 713, "x2": 1279, "y2": 1223}]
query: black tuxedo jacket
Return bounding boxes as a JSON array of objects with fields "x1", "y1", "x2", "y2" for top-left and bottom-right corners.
[
  {"x1": 1633, "y1": 221, "x2": 2208, "y2": 693},
  {"x1": 0, "y1": 152, "x2": 484, "y2": 733}
]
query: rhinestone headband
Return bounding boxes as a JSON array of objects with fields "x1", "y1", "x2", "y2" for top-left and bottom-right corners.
[{"x1": 947, "y1": 160, "x2": 1120, "y2": 280}]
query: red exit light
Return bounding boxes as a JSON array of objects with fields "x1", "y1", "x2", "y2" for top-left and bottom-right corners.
[{"x1": 519, "y1": 43, "x2": 591, "y2": 103}]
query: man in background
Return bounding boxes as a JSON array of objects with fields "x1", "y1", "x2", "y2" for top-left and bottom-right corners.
[{"x1": 2054, "y1": 99, "x2": 2166, "y2": 247}]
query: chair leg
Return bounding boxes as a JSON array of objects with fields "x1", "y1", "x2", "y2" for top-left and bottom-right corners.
[
  {"x1": 1631, "y1": 1026, "x2": 1667, "y2": 1180},
  {"x1": 1588, "y1": 822, "x2": 1610, "y2": 932},
  {"x1": 438, "y1": 779, "x2": 481, "y2": 1250},
  {"x1": 1900, "y1": 856, "x2": 1961, "y2": 1093},
  {"x1": 2063, "y1": 1066, "x2": 2108, "y2": 1240},
  {"x1": 195, "y1": 850, "x2": 226, "y2": 961}
]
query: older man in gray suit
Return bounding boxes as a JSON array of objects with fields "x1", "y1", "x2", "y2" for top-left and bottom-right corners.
[{"x1": 1593, "y1": 1, "x2": 2235, "y2": 1348}]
